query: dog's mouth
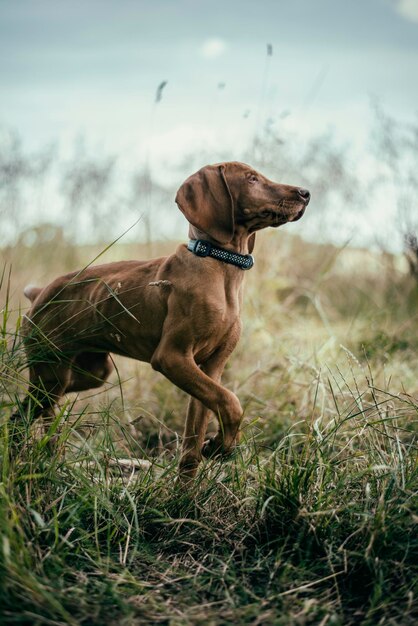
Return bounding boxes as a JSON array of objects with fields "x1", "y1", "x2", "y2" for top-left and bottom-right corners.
[
  {"x1": 240, "y1": 200, "x2": 307, "y2": 230},
  {"x1": 261, "y1": 202, "x2": 306, "y2": 226},
  {"x1": 289, "y1": 206, "x2": 306, "y2": 222}
]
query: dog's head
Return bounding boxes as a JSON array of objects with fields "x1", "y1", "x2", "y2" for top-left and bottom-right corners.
[{"x1": 175, "y1": 162, "x2": 310, "y2": 245}]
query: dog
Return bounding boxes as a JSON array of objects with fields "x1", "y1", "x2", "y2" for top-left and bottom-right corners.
[{"x1": 14, "y1": 162, "x2": 310, "y2": 478}]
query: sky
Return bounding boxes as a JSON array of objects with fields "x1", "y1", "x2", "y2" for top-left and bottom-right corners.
[{"x1": 1, "y1": 0, "x2": 418, "y2": 245}]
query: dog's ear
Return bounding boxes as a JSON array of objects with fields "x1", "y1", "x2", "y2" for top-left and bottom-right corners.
[{"x1": 175, "y1": 164, "x2": 234, "y2": 244}]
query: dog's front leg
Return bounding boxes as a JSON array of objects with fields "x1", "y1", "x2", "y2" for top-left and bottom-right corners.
[
  {"x1": 178, "y1": 340, "x2": 241, "y2": 478},
  {"x1": 151, "y1": 338, "x2": 243, "y2": 476},
  {"x1": 179, "y1": 398, "x2": 210, "y2": 479}
]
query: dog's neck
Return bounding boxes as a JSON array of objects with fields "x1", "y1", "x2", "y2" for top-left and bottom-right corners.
[{"x1": 188, "y1": 226, "x2": 253, "y2": 255}]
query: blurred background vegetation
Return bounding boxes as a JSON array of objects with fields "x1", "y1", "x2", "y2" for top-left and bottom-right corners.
[{"x1": 1, "y1": 1, "x2": 417, "y2": 623}]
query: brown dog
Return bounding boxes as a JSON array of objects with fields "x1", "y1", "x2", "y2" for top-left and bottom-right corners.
[{"x1": 16, "y1": 162, "x2": 310, "y2": 478}]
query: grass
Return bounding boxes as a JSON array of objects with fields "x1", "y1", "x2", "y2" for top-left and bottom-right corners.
[{"x1": 0, "y1": 231, "x2": 417, "y2": 625}]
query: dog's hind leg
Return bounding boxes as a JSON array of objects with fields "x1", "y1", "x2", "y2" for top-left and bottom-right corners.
[
  {"x1": 66, "y1": 352, "x2": 114, "y2": 393},
  {"x1": 10, "y1": 360, "x2": 72, "y2": 450}
]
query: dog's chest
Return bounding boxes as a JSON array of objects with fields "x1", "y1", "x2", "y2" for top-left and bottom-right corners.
[{"x1": 188, "y1": 289, "x2": 241, "y2": 358}]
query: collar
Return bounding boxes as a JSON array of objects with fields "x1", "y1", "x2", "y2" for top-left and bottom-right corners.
[{"x1": 187, "y1": 239, "x2": 254, "y2": 270}]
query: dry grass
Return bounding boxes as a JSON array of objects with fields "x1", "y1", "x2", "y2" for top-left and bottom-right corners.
[{"x1": 1, "y1": 230, "x2": 417, "y2": 625}]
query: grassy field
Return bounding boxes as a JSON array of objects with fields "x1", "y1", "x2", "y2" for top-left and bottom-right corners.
[{"x1": 0, "y1": 230, "x2": 417, "y2": 625}]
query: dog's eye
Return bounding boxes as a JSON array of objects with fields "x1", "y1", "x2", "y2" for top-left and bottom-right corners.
[{"x1": 248, "y1": 174, "x2": 258, "y2": 184}]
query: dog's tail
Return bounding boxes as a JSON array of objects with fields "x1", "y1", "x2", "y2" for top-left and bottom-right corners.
[{"x1": 23, "y1": 284, "x2": 42, "y2": 303}]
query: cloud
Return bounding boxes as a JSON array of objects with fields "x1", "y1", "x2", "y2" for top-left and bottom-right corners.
[
  {"x1": 200, "y1": 38, "x2": 227, "y2": 59},
  {"x1": 393, "y1": 0, "x2": 418, "y2": 24}
]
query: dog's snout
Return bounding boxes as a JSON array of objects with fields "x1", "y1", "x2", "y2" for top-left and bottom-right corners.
[{"x1": 297, "y1": 188, "x2": 311, "y2": 203}]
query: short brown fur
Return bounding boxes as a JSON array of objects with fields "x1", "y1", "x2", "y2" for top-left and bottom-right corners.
[{"x1": 16, "y1": 162, "x2": 310, "y2": 478}]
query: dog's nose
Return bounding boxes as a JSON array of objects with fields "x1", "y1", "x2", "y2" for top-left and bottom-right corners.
[{"x1": 297, "y1": 188, "x2": 310, "y2": 203}]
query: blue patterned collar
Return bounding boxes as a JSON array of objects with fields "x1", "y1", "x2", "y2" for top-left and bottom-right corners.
[{"x1": 187, "y1": 239, "x2": 254, "y2": 270}]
